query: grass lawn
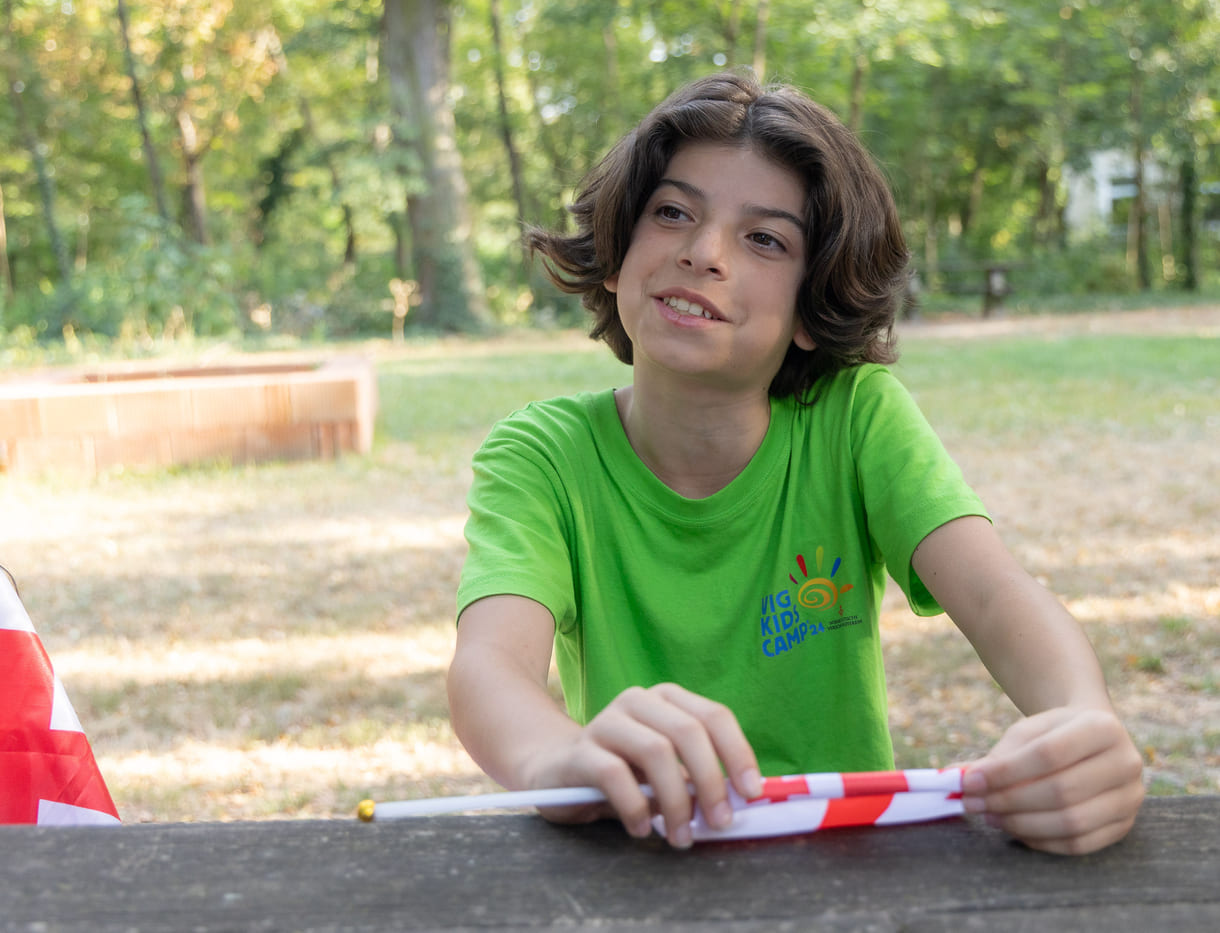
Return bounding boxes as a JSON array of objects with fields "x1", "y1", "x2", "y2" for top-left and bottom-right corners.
[{"x1": 2, "y1": 308, "x2": 1217, "y2": 821}]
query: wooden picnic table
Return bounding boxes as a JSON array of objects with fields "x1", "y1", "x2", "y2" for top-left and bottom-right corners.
[{"x1": 2, "y1": 795, "x2": 1216, "y2": 931}]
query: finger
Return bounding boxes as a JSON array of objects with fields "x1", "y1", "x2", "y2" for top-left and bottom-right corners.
[
  {"x1": 606, "y1": 688, "x2": 715, "y2": 846},
  {"x1": 585, "y1": 693, "x2": 701, "y2": 846},
  {"x1": 652, "y1": 683, "x2": 762, "y2": 811},
  {"x1": 984, "y1": 781, "x2": 1144, "y2": 856},
  {"x1": 969, "y1": 708, "x2": 1125, "y2": 795},
  {"x1": 645, "y1": 688, "x2": 754, "y2": 833},
  {"x1": 1006, "y1": 815, "x2": 1138, "y2": 857},
  {"x1": 961, "y1": 708, "x2": 1145, "y2": 855},
  {"x1": 977, "y1": 740, "x2": 1141, "y2": 818},
  {"x1": 536, "y1": 737, "x2": 655, "y2": 837},
  {"x1": 973, "y1": 708, "x2": 1081, "y2": 776}
]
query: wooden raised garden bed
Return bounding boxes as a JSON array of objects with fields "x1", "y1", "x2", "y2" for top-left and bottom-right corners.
[{"x1": 0, "y1": 356, "x2": 377, "y2": 477}]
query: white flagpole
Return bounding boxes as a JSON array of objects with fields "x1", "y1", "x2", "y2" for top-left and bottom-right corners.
[
  {"x1": 358, "y1": 786, "x2": 608, "y2": 821},
  {"x1": 356, "y1": 767, "x2": 963, "y2": 822}
]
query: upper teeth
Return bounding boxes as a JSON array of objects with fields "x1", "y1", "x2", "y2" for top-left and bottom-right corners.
[{"x1": 664, "y1": 297, "x2": 713, "y2": 319}]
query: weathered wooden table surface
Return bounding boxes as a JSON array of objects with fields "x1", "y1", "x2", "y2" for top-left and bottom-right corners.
[{"x1": 2, "y1": 796, "x2": 1216, "y2": 932}]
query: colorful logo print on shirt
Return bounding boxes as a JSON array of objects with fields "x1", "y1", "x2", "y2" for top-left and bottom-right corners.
[
  {"x1": 790, "y1": 547, "x2": 854, "y2": 613},
  {"x1": 759, "y1": 547, "x2": 857, "y2": 659}
]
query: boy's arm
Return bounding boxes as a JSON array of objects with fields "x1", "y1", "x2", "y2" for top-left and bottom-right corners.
[
  {"x1": 911, "y1": 516, "x2": 1145, "y2": 855},
  {"x1": 447, "y1": 594, "x2": 761, "y2": 848}
]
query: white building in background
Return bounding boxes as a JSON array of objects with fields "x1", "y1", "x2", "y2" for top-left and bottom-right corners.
[
  {"x1": 1063, "y1": 150, "x2": 1167, "y2": 238},
  {"x1": 1064, "y1": 149, "x2": 1220, "y2": 240}
]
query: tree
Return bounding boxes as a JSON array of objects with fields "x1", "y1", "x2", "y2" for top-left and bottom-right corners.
[
  {"x1": 1156, "y1": 0, "x2": 1220, "y2": 291},
  {"x1": 381, "y1": 0, "x2": 489, "y2": 331},
  {"x1": 115, "y1": 0, "x2": 171, "y2": 224},
  {"x1": 2, "y1": 0, "x2": 72, "y2": 288},
  {"x1": 489, "y1": 0, "x2": 528, "y2": 234},
  {"x1": 265, "y1": 25, "x2": 358, "y2": 265},
  {"x1": 131, "y1": 1, "x2": 280, "y2": 245},
  {"x1": 0, "y1": 179, "x2": 12, "y2": 299}
]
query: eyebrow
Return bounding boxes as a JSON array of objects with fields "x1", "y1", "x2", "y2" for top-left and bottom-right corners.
[{"x1": 655, "y1": 177, "x2": 805, "y2": 231}]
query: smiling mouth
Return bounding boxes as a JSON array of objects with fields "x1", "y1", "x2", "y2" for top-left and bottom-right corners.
[{"x1": 662, "y1": 296, "x2": 718, "y2": 320}]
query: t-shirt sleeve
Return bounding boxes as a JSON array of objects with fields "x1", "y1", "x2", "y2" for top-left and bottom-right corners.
[
  {"x1": 456, "y1": 405, "x2": 578, "y2": 630},
  {"x1": 850, "y1": 368, "x2": 989, "y2": 615}
]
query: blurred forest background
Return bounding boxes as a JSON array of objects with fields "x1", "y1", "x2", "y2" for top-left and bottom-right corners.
[{"x1": 2, "y1": 0, "x2": 1219, "y2": 350}]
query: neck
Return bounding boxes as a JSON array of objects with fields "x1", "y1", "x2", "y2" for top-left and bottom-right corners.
[{"x1": 615, "y1": 376, "x2": 772, "y2": 499}]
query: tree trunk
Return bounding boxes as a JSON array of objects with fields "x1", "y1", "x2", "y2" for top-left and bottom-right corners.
[
  {"x1": 74, "y1": 209, "x2": 88, "y2": 271},
  {"x1": 960, "y1": 158, "x2": 985, "y2": 237},
  {"x1": 5, "y1": 58, "x2": 72, "y2": 286},
  {"x1": 489, "y1": 0, "x2": 529, "y2": 232},
  {"x1": 390, "y1": 210, "x2": 409, "y2": 278},
  {"x1": 116, "y1": 0, "x2": 171, "y2": 224},
  {"x1": 268, "y1": 29, "x2": 357, "y2": 265},
  {"x1": 3, "y1": 0, "x2": 73, "y2": 326},
  {"x1": 340, "y1": 205, "x2": 357, "y2": 265},
  {"x1": 1178, "y1": 155, "x2": 1198, "y2": 291},
  {"x1": 522, "y1": 64, "x2": 571, "y2": 231},
  {"x1": 0, "y1": 179, "x2": 13, "y2": 298},
  {"x1": 177, "y1": 109, "x2": 211, "y2": 245},
  {"x1": 1033, "y1": 159, "x2": 1062, "y2": 249},
  {"x1": 381, "y1": 0, "x2": 489, "y2": 331},
  {"x1": 847, "y1": 50, "x2": 868, "y2": 133},
  {"x1": 1157, "y1": 199, "x2": 1174, "y2": 284},
  {"x1": 602, "y1": 4, "x2": 624, "y2": 138},
  {"x1": 922, "y1": 164, "x2": 939, "y2": 290},
  {"x1": 752, "y1": 0, "x2": 769, "y2": 79},
  {"x1": 1127, "y1": 59, "x2": 1151, "y2": 290},
  {"x1": 723, "y1": 0, "x2": 742, "y2": 66}
]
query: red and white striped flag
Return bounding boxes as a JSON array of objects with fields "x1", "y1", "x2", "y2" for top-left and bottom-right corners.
[{"x1": 1, "y1": 570, "x2": 120, "y2": 825}]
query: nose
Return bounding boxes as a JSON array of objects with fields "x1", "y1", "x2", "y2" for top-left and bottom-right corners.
[{"x1": 679, "y1": 223, "x2": 727, "y2": 277}]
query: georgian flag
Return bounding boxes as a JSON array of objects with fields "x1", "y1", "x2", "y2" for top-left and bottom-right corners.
[{"x1": 1, "y1": 571, "x2": 120, "y2": 825}]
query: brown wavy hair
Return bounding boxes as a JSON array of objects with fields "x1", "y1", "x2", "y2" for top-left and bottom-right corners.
[{"x1": 526, "y1": 71, "x2": 910, "y2": 400}]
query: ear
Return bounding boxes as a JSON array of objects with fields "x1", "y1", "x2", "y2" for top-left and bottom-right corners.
[
  {"x1": 793, "y1": 325, "x2": 816, "y2": 352},
  {"x1": 603, "y1": 273, "x2": 619, "y2": 294}
]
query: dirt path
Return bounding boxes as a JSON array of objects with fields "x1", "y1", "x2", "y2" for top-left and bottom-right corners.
[{"x1": 900, "y1": 304, "x2": 1220, "y2": 339}]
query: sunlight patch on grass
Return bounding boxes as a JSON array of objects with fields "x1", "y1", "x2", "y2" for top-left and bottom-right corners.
[
  {"x1": 1069, "y1": 584, "x2": 1220, "y2": 632},
  {"x1": 54, "y1": 628, "x2": 457, "y2": 687},
  {"x1": 101, "y1": 726, "x2": 488, "y2": 822},
  {"x1": 209, "y1": 513, "x2": 469, "y2": 555}
]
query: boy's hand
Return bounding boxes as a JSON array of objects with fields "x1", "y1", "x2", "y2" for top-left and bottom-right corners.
[
  {"x1": 961, "y1": 706, "x2": 1145, "y2": 855},
  {"x1": 527, "y1": 682, "x2": 762, "y2": 849}
]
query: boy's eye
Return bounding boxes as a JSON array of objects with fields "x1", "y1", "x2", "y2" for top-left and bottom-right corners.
[{"x1": 750, "y1": 232, "x2": 784, "y2": 251}]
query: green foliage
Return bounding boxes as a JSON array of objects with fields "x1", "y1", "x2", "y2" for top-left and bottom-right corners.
[
  {"x1": 1016, "y1": 238, "x2": 1136, "y2": 296},
  {"x1": 1, "y1": 0, "x2": 1218, "y2": 346},
  {"x1": 7, "y1": 197, "x2": 243, "y2": 340}
]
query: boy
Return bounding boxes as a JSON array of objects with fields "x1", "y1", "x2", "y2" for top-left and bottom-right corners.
[{"x1": 448, "y1": 72, "x2": 1144, "y2": 854}]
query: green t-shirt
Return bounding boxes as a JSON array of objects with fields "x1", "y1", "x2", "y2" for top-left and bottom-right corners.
[{"x1": 457, "y1": 365, "x2": 988, "y2": 776}]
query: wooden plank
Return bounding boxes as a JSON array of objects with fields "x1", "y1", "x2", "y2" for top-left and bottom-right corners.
[
  {"x1": 0, "y1": 396, "x2": 40, "y2": 437},
  {"x1": 37, "y1": 393, "x2": 115, "y2": 435},
  {"x1": 0, "y1": 797, "x2": 1216, "y2": 932}
]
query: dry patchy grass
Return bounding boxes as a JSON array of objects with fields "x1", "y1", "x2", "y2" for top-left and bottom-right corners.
[{"x1": 2, "y1": 312, "x2": 1217, "y2": 821}]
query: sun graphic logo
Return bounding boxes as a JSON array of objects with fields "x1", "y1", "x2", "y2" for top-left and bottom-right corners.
[{"x1": 790, "y1": 547, "x2": 854, "y2": 614}]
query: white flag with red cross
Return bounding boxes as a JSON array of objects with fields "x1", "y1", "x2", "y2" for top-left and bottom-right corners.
[{"x1": 1, "y1": 571, "x2": 120, "y2": 825}]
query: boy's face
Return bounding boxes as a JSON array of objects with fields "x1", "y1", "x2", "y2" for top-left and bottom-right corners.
[{"x1": 604, "y1": 142, "x2": 814, "y2": 395}]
